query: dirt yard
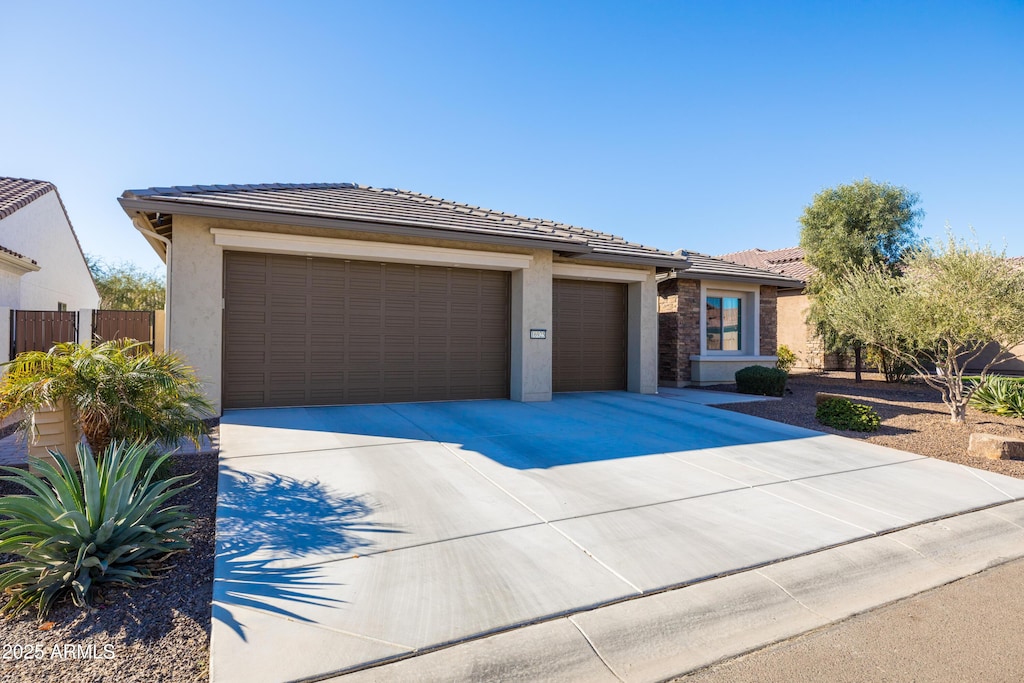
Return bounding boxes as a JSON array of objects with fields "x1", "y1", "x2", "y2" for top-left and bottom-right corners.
[{"x1": 713, "y1": 371, "x2": 1024, "y2": 479}]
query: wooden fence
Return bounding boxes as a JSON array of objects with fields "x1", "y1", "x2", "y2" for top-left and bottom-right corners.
[{"x1": 9, "y1": 309, "x2": 157, "y2": 358}]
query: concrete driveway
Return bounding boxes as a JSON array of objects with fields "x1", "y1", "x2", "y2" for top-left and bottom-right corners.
[{"x1": 210, "y1": 391, "x2": 1024, "y2": 682}]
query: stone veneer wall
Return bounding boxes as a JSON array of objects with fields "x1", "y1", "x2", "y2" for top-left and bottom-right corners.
[
  {"x1": 657, "y1": 278, "x2": 701, "y2": 385},
  {"x1": 759, "y1": 285, "x2": 778, "y2": 356}
]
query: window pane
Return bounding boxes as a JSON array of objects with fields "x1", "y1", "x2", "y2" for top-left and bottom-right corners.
[
  {"x1": 722, "y1": 298, "x2": 741, "y2": 351},
  {"x1": 706, "y1": 297, "x2": 722, "y2": 351}
]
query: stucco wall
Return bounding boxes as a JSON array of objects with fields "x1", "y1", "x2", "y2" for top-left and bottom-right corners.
[
  {"x1": 0, "y1": 191, "x2": 99, "y2": 310},
  {"x1": 167, "y1": 216, "x2": 659, "y2": 413},
  {"x1": 777, "y1": 290, "x2": 818, "y2": 369},
  {"x1": 629, "y1": 271, "x2": 659, "y2": 394},
  {"x1": 510, "y1": 250, "x2": 553, "y2": 402},
  {"x1": 965, "y1": 342, "x2": 1024, "y2": 376},
  {"x1": 0, "y1": 270, "x2": 22, "y2": 309}
]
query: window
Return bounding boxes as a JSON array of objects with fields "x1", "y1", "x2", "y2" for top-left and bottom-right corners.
[
  {"x1": 706, "y1": 296, "x2": 742, "y2": 351},
  {"x1": 57, "y1": 302, "x2": 67, "y2": 312}
]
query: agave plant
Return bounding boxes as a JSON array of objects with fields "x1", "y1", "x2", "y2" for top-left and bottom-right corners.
[
  {"x1": 0, "y1": 441, "x2": 194, "y2": 618},
  {"x1": 969, "y1": 376, "x2": 1024, "y2": 419},
  {"x1": 0, "y1": 340, "x2": 213, "y2": 455}
]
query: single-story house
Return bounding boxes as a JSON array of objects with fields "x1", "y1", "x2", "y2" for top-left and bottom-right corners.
[
  {"x1": 0, "y1": 177, "x2": 101, "y2": 361},
  {"x1": 657, "y1": 251, "x2": 804, "y2": 386},
  {"x1": 118, "y1": 183, "x2": 691, "y2": 414}
]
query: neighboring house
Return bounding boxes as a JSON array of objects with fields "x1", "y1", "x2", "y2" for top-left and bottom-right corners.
[
  {"x1": 0, "y1": 177, "x2": 101, "y2": 360},
  {"x1": 716, "y1": 246, "x2": 842, "y2": 370},
  {"x1": 658, "y1": 252, "x2": 804, "y2": 386},
  {"x1": 118, "y1": 183, "x2": 689, "y2": 414},
  {"x1": 966, "y1": 255, "x2": 1024, "y2": 376},
  {"x1": 721, "y1": 247, "x2": 1024, "y2": 376}
]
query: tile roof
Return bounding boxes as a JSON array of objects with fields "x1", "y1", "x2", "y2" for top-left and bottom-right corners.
[
  {"x1": 669, "y1": 250, "x2": 806, "y2": 287},
  {"x1": 717, "y1": 246, "x2": 814, "y2": 284},
  {"x1": 0, "y1": 177, "x2": 56, "y2": 220},
  {"x1": 0, "y1": 244, "x2": 37, "y2": 264},
  {"x1": 120, "y1": 183, "x2": 688, "y2": 268}
]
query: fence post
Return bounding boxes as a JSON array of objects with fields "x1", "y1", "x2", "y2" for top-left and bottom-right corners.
[
  {"x1": 154, "y1": 310, "x2": 166, "y2": 354},
  {"x1": 0, "y1": 307, "x2": 10, "y2": 366},
  {"x1": 79, "y1": 309, "x2": 94, "y2": 348}
]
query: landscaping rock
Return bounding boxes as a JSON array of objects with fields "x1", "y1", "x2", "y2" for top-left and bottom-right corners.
[
  {"x1": 969, "y1": 433, "x2": 1024, "y2": 460},
  {"x1": 815, "y1": 392, "x2": 848, "y2": 406}
]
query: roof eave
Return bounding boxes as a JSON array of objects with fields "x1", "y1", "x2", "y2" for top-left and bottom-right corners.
[
  {"x1": 659, "y1": 270, "x2": 805, "y2": 288},
  {"x1": 579, "y1": 251, "x2": 691, "y2": 271},
  {"x1": 118, "y1": 196, "x2": 597, "y2": 255},
  {"x1": 0, "y1": 250, "x2": 40, "y2": 275}
]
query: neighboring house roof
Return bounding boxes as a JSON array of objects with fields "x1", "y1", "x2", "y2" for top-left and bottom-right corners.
[
  {"x1": 0, "y1": 177, "x2": 57, "y2": 221},
  {"x1": 662, "y1": 250, "x2": 806, "y2": 288},
  {"x1": 717, "y1": 246, "x2": 814, "y2": 284},
  {"x1": 0, "y1": 244, "x2": 37, "y2": 265},
  {"x1": 0, "y1": 176, "x2": 93, "y2": 275},
  {"x1": 119, "y1": 183, "x2": 690, "y2": 270}
]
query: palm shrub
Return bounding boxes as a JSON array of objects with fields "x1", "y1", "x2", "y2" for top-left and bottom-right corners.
[
  {"x1": 0, "y1": 441, "x2": 194, "y2": 618},
  {"x1": 0, "y1": 340, "x2": 213, "y2": 456},
  {"x1": 969, "y1": 376, "x2": 1024, "y2": 419}
]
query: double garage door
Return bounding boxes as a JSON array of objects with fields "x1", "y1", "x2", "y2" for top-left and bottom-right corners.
[{"x1": 223, "y1": 251, "x2": 626, "y2": 408}]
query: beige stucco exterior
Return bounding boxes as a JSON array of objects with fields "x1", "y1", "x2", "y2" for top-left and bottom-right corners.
[
  {"x1": 166, "y1": 215, "x2": 659, "y2": 414},
  {"x1": 966, "y1": 342, "x2": 1024, "y2": 376},
  {"x1": 777, "y1": 290, "x2": 816, "y2": 369},
  {"x1": 0, "y1": 191, "x2": 99, "y2": 311}
]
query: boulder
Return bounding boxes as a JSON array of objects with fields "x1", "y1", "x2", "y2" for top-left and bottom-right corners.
[
  {"x1": 968, "y1": 433, "x2": 1024, "y2": 460},
  {"x1": 815, "y1": 392, "x2": 849, "y2": 406}
]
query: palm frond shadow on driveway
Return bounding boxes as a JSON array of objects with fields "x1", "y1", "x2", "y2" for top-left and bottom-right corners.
[{"x1": 212, "y1": 467, "x2": 402, "y2": 641}]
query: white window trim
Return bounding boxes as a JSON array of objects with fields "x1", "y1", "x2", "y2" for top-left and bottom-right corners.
[
  {"x1": 209, "y1": 228, "x2": 535, "y2": 271},
  {"x1": 698, "y1": 279, "x2": 761, "y2": 357}
]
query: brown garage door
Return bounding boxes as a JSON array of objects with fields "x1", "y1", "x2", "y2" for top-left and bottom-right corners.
[
  {"x1": 223, "y1": 251, "x2": 510, "y2": 408},
  {"x1": 552, "y1": 279, "x2": 627, "y2": 392}
]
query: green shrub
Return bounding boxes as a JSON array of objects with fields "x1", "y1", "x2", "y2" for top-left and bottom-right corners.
[
  {"x1": 735, "y1": 365, "x2": 788, "y2": 397},
  {"x1": 815, "y1": 397, "x2": 881, "y2": 432},
  {"x1": 775, "y1": 345, "x2": 798, "y2": 373},
  {"x1": 866, "y1": 345, "x2": 913, "y2": 384},
  {"x1": 0, "y1": 441, "x2": 194, "y2": 618},
  {"x1": 969, "y1": 376, "x2": 1024, "y2": 418}
]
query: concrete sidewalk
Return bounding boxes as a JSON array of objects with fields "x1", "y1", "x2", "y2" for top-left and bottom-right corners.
[{"x1": 210, "y1": 392, "x2": 1024, "y2": 682}]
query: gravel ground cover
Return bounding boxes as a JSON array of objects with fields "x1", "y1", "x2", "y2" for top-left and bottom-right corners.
[
  {"x1": 712, "y1": 371, "x2": 1024, "y2": 479},
  {"x1": 0, "y1": 448, "x2": 217, "y2": 683}
]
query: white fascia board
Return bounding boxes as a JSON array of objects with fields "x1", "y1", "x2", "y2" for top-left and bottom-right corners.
[
  {"x1": 551, "y1": 262, "x2": 650, "y2": 282},
  {"x1": 0, "y1": 251, "x2": 40, "y2": 275},
  {"x1": 210, "y1": 228, "x2": 534, "y2": 271}
]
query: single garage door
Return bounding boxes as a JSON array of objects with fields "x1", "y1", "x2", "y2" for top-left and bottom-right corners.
[
  {"x1": 552, "y1": 278, "x2": 627, "y2": 392},
  {"x1": 223, "y1": 251, "x2": 510, "y2": 408}
]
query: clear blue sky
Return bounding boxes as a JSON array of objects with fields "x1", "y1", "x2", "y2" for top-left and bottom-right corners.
[{"x1": 3, "y1": 1, "x2": 1022, "y2": 271}]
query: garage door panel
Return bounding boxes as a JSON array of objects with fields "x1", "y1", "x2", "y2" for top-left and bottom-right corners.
[
  {"x1": 224, "y1": 252, "x2": 509, "y2": 408},
  {"x1": 552, "y1": 279, "x2": 626, "y2": 393}
]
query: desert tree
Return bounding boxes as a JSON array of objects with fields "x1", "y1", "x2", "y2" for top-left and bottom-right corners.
[
  {"x1": 824, "y1": 235, "x2": 1024, "y2": 423},
  {"x1": 799, "y1": 178, "x2": 923, "y2": 380},
  {"x1": 86, "y1": 254, "x2": 165, "y2": 310}
]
